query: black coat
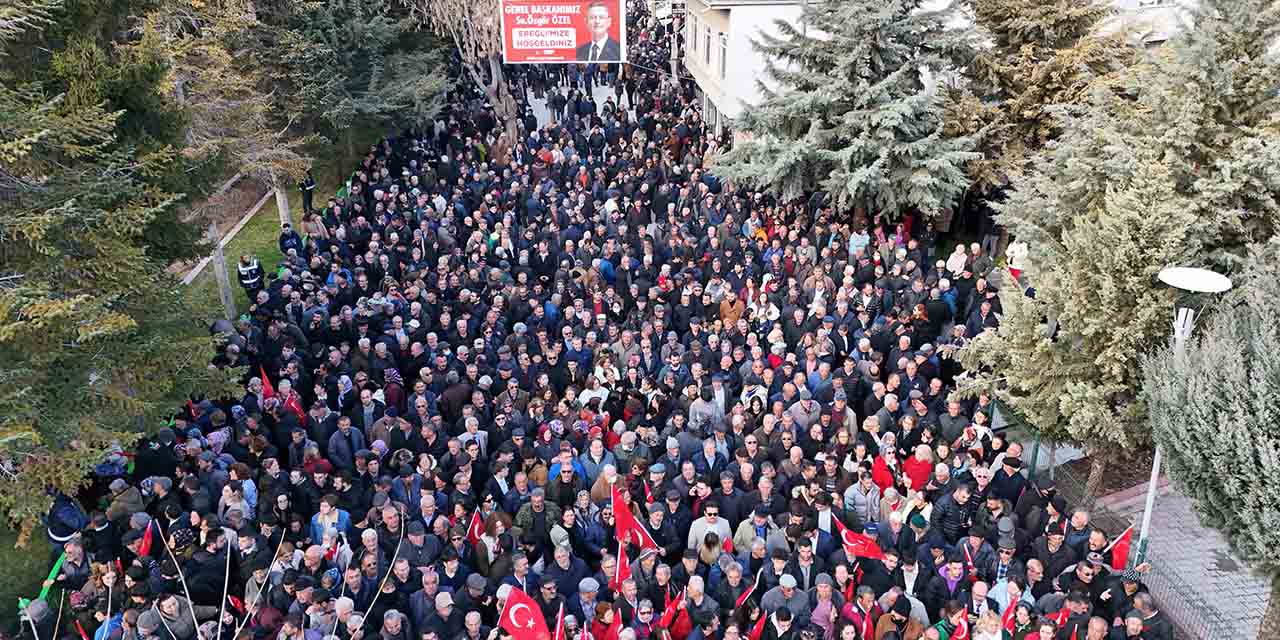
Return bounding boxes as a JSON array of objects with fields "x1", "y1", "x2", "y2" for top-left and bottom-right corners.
[{"x1": 930, "y1": 493, "x2": 972, "y2": 545}]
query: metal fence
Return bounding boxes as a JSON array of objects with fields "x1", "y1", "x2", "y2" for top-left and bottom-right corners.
[{"x1": 1050, "y1": 460, "x2": 1235, "y2": 640}]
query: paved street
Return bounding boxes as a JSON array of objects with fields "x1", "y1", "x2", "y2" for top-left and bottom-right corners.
[{"x1": 1108, "y1": 486, "x2": 1270, "y2": 639}]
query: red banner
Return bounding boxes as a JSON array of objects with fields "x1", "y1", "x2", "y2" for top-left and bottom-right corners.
[{"x1": 500, "y1": 0, "x2": 627, "y2": 64}]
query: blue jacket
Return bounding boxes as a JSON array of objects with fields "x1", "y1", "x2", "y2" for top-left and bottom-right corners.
[
  {"x1": 310, "y1": 509, "x2": 351, "y2": 545},
  {"x1": 95, "y1": 614, "x2": 122, "y2": 640},
  {"x1": 327, "y1": 427, "x2": 367, "y2": 472}
]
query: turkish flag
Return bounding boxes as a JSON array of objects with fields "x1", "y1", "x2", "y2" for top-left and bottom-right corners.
[
  {"x1": 499, "y1": 587, "x2": 551, "y2": 640},
  {"x1": 260, "y1": 365, "x2": 275, "y2": 400},
  {"x1": 137, "y1": 520, "x2": 154, "y2": 557},
  {"x1": 611, "y1": 538, "x2": 631, "y2": 591},
  {"x1": 832, "y1": 517, "x2": 884, "y2": 560},
  {"x1": 611, "y1": 485, "x2": 658, "y2": 550},
  {"x1": 466, "y1": 508, "x2": 485, "y2": 545},
  {"x1": 552, "y1": 602, "x2": 566, "y2": 640},
  {"x1": 1047, "y1": 606, "x2": 1071, "y2": 627},
  {"x1": 658, "y1": 588, "x2": 685, "y2": 628},
  {"x1": 283, "y1": 391, "x2": 307, "y2": 424},
  {"x1": 1106, "y1": 525, "x2": 1134, "y2": 571}
]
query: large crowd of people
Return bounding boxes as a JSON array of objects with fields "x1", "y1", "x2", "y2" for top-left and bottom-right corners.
[{"x1": 20, "y1": 5, "x2": 1175, "y2": 640}]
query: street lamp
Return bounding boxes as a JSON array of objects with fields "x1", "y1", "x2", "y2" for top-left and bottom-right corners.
[{"x1": 1137, "y1": 267, "x2": 1233, "y2": 563}]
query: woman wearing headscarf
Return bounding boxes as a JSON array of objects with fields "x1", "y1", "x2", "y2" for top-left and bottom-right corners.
[{"x1": 382, "y1": 368, "x2": 406, "y2": 415}]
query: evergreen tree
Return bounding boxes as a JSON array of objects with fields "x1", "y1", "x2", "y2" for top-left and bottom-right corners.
[
  {"x1": 0, "y1": 1, "x2": 238, "y2": 538},
  {"x1": 947, "y1": 0, "x2": 1133, "y2": 190},
  {"x1": 141, "y1": 0, "x2": 315, "y2": 220},
  {"x1": 713, "y1": 0, "x2": 979, "y2": 218},
  {"x1": 12, "y1": 0, "x2": 218, "y2": 262},
  {"x1": 957, "y1": 0, "x2": 1280, "y2": 495},
  {"x1": 1142, "y1": 240, "x2": 1280, "y2": 638},
  {"x1": 280, "y1": 0, "x2": 447, "y2": 155}
]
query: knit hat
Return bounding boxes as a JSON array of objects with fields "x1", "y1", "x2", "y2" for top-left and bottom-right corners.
[{"x1": 130, "y1": 512, "x2": 152, "y2": 530}]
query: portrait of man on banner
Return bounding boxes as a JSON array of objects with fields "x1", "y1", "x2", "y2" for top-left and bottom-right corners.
[{"x1": 576, "y1": 0, "x2": 621, "y2": 62}]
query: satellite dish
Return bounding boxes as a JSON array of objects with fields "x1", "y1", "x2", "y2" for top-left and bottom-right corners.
[{"x1": 1157, "y1": 267, "x2": 1232, "y2": 294}]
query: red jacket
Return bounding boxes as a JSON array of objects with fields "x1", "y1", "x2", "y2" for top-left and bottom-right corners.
[
  {"x1": 872, "y1": 456, "x2": 898, "y2": 493},
  {"x1": 903, "y1": 456, "x2": 933, "y2": 492}
]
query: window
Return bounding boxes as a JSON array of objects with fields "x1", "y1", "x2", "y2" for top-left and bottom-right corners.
[
  {"x1": 718, "y1": 33, "x2": 728, "y2": 79},
  {"x1": 704, "y1": 27, "x2": 711, "y2": 65},
  {"x1": 690, "y1": 16, "x2": 698, "y2": 52}
]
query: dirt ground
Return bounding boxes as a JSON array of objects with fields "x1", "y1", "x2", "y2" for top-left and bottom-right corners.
[
  {"x1": 166, "y1": 176, "x2": 270, "y2": 276},
  {"x1": 1057, "y1": 449, "x2": 1156, "y2": 501}
]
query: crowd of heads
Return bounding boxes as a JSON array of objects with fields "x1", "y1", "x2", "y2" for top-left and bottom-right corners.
[{"x1": 25, "y1": 6, "x2": 1169, "y2": 640}]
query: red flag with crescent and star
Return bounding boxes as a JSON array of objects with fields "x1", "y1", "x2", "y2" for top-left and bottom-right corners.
[
  {"x1": 831, "y1": 517, "x2": 884, "y2": 560},
  {"x1": 466, "y1": 508, "x2": 485, "y2": 544},
  {"x1": 499, "y1": 586, "x2": 551, "y2": 640},
  {"x1": 1047, "y1": 605, "x2": 1071, "y2": 627},
  {"x1": 610, "y1": 485, "x2": 658, "y2": 550}
]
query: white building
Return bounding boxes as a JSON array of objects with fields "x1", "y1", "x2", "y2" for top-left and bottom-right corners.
[
  {"x1": 679, "y1": 0, "x2": 804, "y2": 136},
  {"x1": 676, "y1": 0, "x2": 1194, "y2": 135}
]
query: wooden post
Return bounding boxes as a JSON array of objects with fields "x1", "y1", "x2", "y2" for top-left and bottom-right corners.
[
  {"x1": 272, "y1": 172, "x2": 292, "y2": 228},
  {"x1": 209, "y1": 222, "x2": 237, "y2": 321}
]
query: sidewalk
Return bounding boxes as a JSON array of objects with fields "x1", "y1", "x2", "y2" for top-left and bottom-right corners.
[{"x1": 1099, "y1": 482, "x2": 1270, "y2": 639}]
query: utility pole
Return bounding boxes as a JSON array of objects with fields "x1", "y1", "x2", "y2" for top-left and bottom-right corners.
[
  {"x1": 208, "y1": 221, "x2": 237, "y2": 321},
  {"x1": 1138, "y1": 267, "x2": 1233, "y2": 564}
]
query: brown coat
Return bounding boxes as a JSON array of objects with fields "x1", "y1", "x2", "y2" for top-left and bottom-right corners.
[
  {"x1": 874, "y1": 614, "x2": 926, "y2": 640},
  {"x1": 720, "y1": 298, "x2": 746, "y2": 326}
]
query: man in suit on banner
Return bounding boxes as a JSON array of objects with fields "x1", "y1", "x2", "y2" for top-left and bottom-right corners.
[{"x1": 576, "y1": 0, "x2": 621, "y2": 62}]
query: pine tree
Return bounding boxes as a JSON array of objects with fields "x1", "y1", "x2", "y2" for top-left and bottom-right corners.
[
  {"x1": 947, "y1": 0, "x2": 1133, "y2": 190},
  {"x1": 19, "y1": 0, "x2": 217, "y2": 262},
  {"x1": 140, "y1": 0, "x2": 316, "y2": 222},
  {"x1": 281, "y1": 0, "x2": 448, "y2": 153},
  {"x1": 713, "y1": 0, "x2": 979, "y2": 218},
  {"x1": 0, "y1": 0, "x2": 239, "y2": 538},
  {"x1": 957, "y1": 0, "x2": 1280, "y2": 496},
  {"x1": 1142, "y1": 240, "x2": 1280, "y2": 639}
]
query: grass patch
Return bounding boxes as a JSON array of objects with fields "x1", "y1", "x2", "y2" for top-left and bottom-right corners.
[{"x1": 0, "y1": 526, "x2": 52, "y2": 633}]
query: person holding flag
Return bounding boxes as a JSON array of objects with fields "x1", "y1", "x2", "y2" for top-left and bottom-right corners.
[
  {"x1": 611, "y1": 485, "x2": 659, "y2": 551},
  {"x1": 831, "y1": 515, "x2": 885, "y2": 561},
  {"x1": 499, "y1": 585, "x2": 552, "y2": 640}
]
